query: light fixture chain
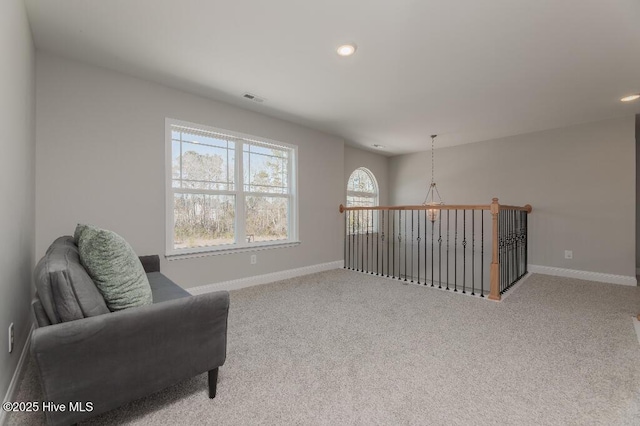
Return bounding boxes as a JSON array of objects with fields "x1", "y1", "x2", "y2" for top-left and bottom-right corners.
[
  {"x1": 423, "y1": 134, "x2": 444, "y2": 208},
  {"x1": 431, "y1": 135, "x2": 435, "y2": 186}
]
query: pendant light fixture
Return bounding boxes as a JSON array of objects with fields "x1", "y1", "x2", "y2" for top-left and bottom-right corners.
[{"x1": 422, "y1": 134, "x2": 444, "y2": 222}]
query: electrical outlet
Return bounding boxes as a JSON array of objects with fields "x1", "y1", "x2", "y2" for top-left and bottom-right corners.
[
  {"x1": 564, "y1": 250, "x2": 573, "y2": 260},
  {"x1": 250, "y1": 254, "x2": 257, "y2": 265},
  {"x1": 8, "y1": 323, "x2": 14, "y2": 353}
]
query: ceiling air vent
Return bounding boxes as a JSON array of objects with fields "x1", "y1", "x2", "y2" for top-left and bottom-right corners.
[{"x1": 242, "y1": 93, "x2": 265, "y2": 103}]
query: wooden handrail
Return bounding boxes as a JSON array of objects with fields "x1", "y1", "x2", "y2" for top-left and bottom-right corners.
[
  {"x1": 499, "y1": 204, "x2": 533, "y2": 213},
  {"x1": 339, "y1": 202, "x2": 532, "y2": 214},
  {"x1": 340, "y1": 204, "x2": 491, "y2": 212}
]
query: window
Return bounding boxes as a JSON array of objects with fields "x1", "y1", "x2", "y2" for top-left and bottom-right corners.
[
  {"x1": 166, "y1": 119, "x2": 298, "y2": 256},
  {"x1": 346, "y1": 168, "x2": 379, "y2": 233},
  {"x1": 347, "y1": 167, "x2": 378, "y2": 207}
]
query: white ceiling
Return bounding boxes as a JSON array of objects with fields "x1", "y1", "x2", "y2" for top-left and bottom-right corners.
[{"x1": 24, "y1": 0, "x2": 640, "y2": 155}]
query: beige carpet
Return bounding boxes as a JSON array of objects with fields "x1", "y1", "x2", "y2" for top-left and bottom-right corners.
[{"x1": 7, "y1": 270, "x2": 640, "y2": 425}]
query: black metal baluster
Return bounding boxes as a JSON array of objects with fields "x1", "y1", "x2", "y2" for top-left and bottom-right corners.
[
  {"x1": 372, "y1": 209, "x2": 375, "y2": 275},
  {"x1": 504, "y1": 210, "x2": 507, "y2": 290},
  {"x1": 404, "y1": 210, "x2": 408, "y2": 282},
  {"x1": 430, "y1": 213, "x2": 435, "y2": 287},
  {"x1": 354, "y1": 211, "x2": 357, "y2": 271},
  {"x1": 398, "y1": 210, "x2": 402, "y2": 280},
  {"x1": 510, "y1": 210, "x2": 514, "y2": 287},
  {"x1": 424, "y1": 209, "x2": 427, "y2": 285},
  {"x1": 392, "y1": 210, "x2": 395, "y2": 278},
  {"x1": 344, "y1": 210, "x2": 347, "y2": 269},
  {"x1": 351, "y1": 211, "x2": 355, "y2": 270},
  {"x1": 367, "y1": 209, "x2": 374, "y2": 274},
  {"x1": 511, "y1": 210, "x2": 515, "y2": 286},
  {"x1": 352, "y1": 211, "x2": 356, "y2": 270},
  {"x1": 471, "y1": 210, "x2": 475, "y2": 296},
  {"x1": 446, "y1": 210, "x2": 450, "y2": 290},
  {"x1": 354, "y1": 211, "x2": 358, "y2": 271},
  {"x1": 365, "y1": 210, "x2": 369, "y2": 274},
  {"x1": 438, "y1": 210, "x2": 442, "y2": 288},
  {"x1": 376, "y1": 210, "x2": 380, "y2": 275},
  {"x1": 481, "y1": 210, "x2": 484, "y2": 297},
  {"x1": 417, "y1": 209, "x2": 421, "y2": 284},
  {"x1": 499, "y1": 210, "x2": 503, "y2": 292},
  {"x1": 500, "y1": 211, "x2": 505, "y2": 292},
  {"x1": 505, "y1": 211, "x2": 509, "y2": 290},
  {"x1": 411, "y1": 210, "x2": 414, "y2": 282},
  {"x1": 508, "y1": 211, "x2": 512, "y2": 288},
  {"x1": 370, "y1": 209, "x2": 374, "y2": 274},
  {"x1": 524, "y1": 210, "x2": 528, "y2": 274},
  {"x1": 517, "y1": 211, "x2": 521, "y2": 280},
  {"x1": 386, "y1": 210, "x2": 390, "y2": 277},
  {"x1": 454, "y1": 210, "x2": 458, "y2": 292},
  {"x1": 501, "y1": 210, "x2": 505, "y2": 293},
  {"x1": 522, "y1": 211, "x2": 527, "y2": 277},
  {"x1": 512, "y1": 210, "x2": 516, "y2": 283},
  {"x1": 462, "y1": 210, "x2": 467, "y2": 294},
  {"x1": 521, "y1": 211, "x2": 525, "y2": 279},
  {"x1": 360, "y1": 211, "x2": 364, "y2": 272},
  {"x1": 380, "y1": 211, "x2": 385, "y2": 276},
  {"x1": 515, "y1": 210, "x2": 519, "y2": 281},
  {"x1": 513, "y1": 211, "x2": 516, "y2": 285}
]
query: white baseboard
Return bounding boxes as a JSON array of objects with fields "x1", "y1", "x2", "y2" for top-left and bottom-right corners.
[
  {"x1": 1, "y1": 324, "x2": 34, "y2": 426},
  {"x1": 188, "y1": 260, "x2": 344, "y2": 295},
  {"x1": 529, "y1": 265, "x2": 637, "y2": 286}
]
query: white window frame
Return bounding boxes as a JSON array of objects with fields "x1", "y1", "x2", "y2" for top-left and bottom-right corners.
[
  {"x1": 165, "y1": 118, "x2": 299, "y2": 257},
  {"x1": 346, "y1": 167, "x2": 379, "y2": 207},
  {"x1": 346, "y1": 167, "x2": 379, "y2": 234}
]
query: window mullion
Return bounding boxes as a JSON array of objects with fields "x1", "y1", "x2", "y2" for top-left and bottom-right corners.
[{"x1": 236, "y1": 141, "x2": 246, "y2": 246}]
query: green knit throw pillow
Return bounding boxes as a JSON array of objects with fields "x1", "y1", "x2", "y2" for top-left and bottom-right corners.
[{"x1": 76, "y1": 224, "x2": 152, "y2": 311}]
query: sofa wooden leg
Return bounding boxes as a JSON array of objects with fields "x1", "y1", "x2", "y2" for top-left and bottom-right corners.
[{"x1": 208, "y1": 368, "x2": 219, "y2": 398}]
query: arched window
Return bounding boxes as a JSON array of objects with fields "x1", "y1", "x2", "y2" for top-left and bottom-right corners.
[
  {"x1": 347, "y1": 167, "x2": 379, "y2": 207},
  {"x1": 347, "y1": 168, "x2": 379, "y2": 234}
]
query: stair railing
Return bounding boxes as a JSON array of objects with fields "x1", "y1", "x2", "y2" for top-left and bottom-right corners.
[{"x1": 339, "y1": 198, "x2": 532, "y2": 301}]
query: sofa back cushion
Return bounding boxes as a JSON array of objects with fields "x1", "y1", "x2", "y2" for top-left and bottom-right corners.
[
  {"x1": 34, "y1": 236, "x2": 110, "y2": 324},
  {"x1": 77, "y1": 225, "x2": 153, "y2": 311}
]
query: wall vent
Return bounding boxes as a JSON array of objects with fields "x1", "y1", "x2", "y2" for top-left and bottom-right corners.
[{"x1": 242, "y1": 93, "x2": 265, "y2": 103}]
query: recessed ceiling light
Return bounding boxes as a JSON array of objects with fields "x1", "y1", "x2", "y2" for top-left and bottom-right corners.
[
  {"x1": 337, "y1": 44, "x2": 357, "y2": 57},
  {"x1": 620, "y1": 94, "x2": 640, "y2": 102}
]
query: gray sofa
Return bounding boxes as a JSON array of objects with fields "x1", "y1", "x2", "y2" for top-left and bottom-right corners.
[{"x1": 31, "y1": 236, "x2": 229, "y2": 426}]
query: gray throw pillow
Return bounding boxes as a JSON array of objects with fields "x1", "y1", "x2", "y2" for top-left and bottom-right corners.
[{"x1": 77, "y1": 224, "x2": 152, "y2": 311}]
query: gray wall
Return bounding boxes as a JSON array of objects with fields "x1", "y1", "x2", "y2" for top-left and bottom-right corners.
[
  {"x1": 390, "y1": 116, "x2": 636, "y2": 278},
  {"x1": 0, "y1": 0, "x2": 36, "y2": 398},
  {"x1": 344, "y1": 146, "x2": 389, "y2": 206},
  {"x1": 36, "y1": 53, "x2": 345, "y2": 289}
]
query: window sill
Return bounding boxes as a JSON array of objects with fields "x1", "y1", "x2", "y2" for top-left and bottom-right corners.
[{"x1": 166, "y1": 241, "x2": 301, "y2": 261}]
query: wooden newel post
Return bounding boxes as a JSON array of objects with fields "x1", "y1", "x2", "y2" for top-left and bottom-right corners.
[{"x1": 488, "y1": 197, "x2": 501, "y2": 301}]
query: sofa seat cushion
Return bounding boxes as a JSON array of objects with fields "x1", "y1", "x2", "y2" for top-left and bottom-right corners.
[
  {"x1": 147, "y1": 272, "x2": 191, "y2": 303},
  {"x1": 34, "y1": 236, "x2": 110, "y2": 324},
  {"x1": 77, "y1": 225, "x2": 153, "y2": 311}
]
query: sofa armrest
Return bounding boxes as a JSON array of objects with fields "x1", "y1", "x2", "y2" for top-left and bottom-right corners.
[
  {"x1": 139, "y1": 254, "x2": 160, "y2": 273},
  {"x1": 31, "y1": 291, "x2": 229, "y2": 426}
]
